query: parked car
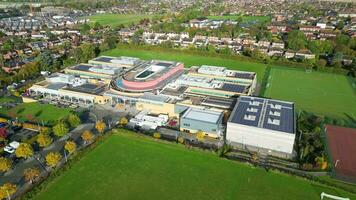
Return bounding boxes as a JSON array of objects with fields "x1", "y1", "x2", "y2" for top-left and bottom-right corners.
[{"x1": 3, "y1": 141, "x2": 20, "y2": 154}]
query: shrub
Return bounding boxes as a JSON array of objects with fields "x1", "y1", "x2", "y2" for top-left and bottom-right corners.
[
  {"x1": 153, "y1": 132, "x2": 161, "y2": 139},
  {"x1": 177, "y1": 137, "x2": 185, "y2": 144}
]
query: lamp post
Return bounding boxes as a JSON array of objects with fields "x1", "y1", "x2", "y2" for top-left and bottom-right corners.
[
  {"x1": 335, "y1": 159, "x2": 340, "y2": 168},
  {"x1": 6, "y1": 189, "x2": 11, "y2": 200}
]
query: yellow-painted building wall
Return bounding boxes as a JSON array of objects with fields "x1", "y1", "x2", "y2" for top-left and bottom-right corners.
[
  {"x1": 22, "y1": 96, "x2": 38, "y2": 103},
  {"x1": 136, "y1": 101, "x2": 178, "y2": 118}
]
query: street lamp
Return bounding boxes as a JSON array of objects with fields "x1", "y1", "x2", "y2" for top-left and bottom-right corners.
[
  {"x1": 335, "y1": 159, "x2": 340, "y2": 168},
  {"x1": 6, "y1": 189, "x2": 11, "y2": 200}
]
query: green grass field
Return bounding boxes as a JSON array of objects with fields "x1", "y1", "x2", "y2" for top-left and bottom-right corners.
[
  {"x1": 0, "y1": 102, "x2": 72, "y2": 124},
  {"x1": 264, "y1": 67, "x2": 356, "y2": 119},
  {"x1": 85, "y1": 14, "x2": 153, "y2": 27},
  {"x1": 207, "y1": 15, "x2": 271, "y2": 23},
  {"x1": 33, "y1": 130, "x2": 356, "y2": 200},
  {"x1": 102, "y1": 47, "x2": 267, "y2": 83}
]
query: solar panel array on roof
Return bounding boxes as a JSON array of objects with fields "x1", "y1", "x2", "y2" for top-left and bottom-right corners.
[
  {"x1": 221, "y1": 83, "x2": 246, "y2": 93},
  {"x1": 47, "y1": 83, "x2": 66, "y2": 90},
  {"x1": 155, "y1": 62, "x2": 173, "y2": 67},
  {"x1": 229, "y1": 96, "x2": 295, "y2": 134},
  {"x1": 72, "y1": 64, "x2": 92, "y2": 71},
  {"x1": 234, "y1": 73, "x2": 254, "y2": 79},
  {"x1": 202, "y1": 97, "x2": 235, "y2": 108},
  {"x1": 66, "y1": 83, "x2": 106, "y2": 95},
  {"x1": 94, "y1": 57, "x2": 113, "y2": 63}
]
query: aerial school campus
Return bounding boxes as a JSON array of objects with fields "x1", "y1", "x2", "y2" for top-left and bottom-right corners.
[
  {"x1": 8, "y1": 44, "x2": 353, "y2": 200},
  {"x1": 1, "y1": 0, "x2": 356, "y2": 199}
]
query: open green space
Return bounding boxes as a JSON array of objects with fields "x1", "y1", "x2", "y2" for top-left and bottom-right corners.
[
  {"x1": 264, "y1": 66, "x2": 356, "y2": 119},
  {"x1": 207, "y1": 15, "x2": 271, "y2": 23},
  {"x1": 33, "y1": 129, "x2": 356, "y2": 200},
  {"x1": 85, "y1": 14, "x2": 154, "y2": 27},
  {"x1": 0, "y1": 102, "x2": 72, "y2": 124},
  {"x1": 102, "y1": 47, "x2": 267, "y2": 83}
]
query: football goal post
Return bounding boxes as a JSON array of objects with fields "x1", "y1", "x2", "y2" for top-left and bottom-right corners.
[{"x1": 320, "y1": 192, "x2": 350, "y2": 200}]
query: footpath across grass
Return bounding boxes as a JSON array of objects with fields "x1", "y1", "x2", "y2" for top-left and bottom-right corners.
[
  {"x1": 85, "y1": 14, "x2": 154, "y2": 27},
  {"x1": 0, "y1": 102, "x2": 72, "y2": 124},
  {"x1": 32, "y1": 129, "x2": 356, "y2": 200},
  {"x1": 102, "y1": 47, "x2": 267, "y2": 83},
  {"x1": 264, "y1": 66, "x2": 356, "y2": 119}
]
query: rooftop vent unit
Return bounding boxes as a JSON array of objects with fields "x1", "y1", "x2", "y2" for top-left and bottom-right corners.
[
  {"x1": 244, "y1": 114, "x2": 256, "y2": 121},
  {"x1": 249, "y1": 101, "x2": 259, "y2": 106},
  {"x1": 269, "y1": 110, "x2": 281, "y2": 117},
  {"x1": 247, "y1": 107, "x2": 258, "y2": 113},
  {"x1": 268, "y1": 118, "x2": 280, "y2": 126},
  {"x1": 271, "y1": 103, "x2": 282, "y2": 110}
]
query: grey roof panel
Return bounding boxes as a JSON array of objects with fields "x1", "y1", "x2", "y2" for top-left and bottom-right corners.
[
  {"x1": 221, "y1": 83, "x2": 246, "y2": 93},
  {"x1": 234, "y1": 73, "x2": 255, "y2": 79},
  {"x1": 72, "y1": 64, "x2": 92, "y2": 71},
  {"x1": 229, "y1": 96, "x2": 295, "y2": 134},
  {"x1": 94, "y1": 57, "x2": 113, "y2": 63}
]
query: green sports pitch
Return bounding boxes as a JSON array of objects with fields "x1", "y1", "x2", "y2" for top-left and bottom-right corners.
[
  {"x1": 264, "y1": 66, "x2": 356, "y2": 119},
  {"x1": 32, "y1": 130, "x2": 356, "y2": 200}
]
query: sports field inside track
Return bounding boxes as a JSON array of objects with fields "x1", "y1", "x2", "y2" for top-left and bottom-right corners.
[
  {"x1": 32, "y1": 130, "x2": 356, "y2": 200},
  {"x1": 102, "y1": 47, "x2": 267, "y2": 83},
  {"x1": 264, "y1": 66, "x2": 356, "y2": 119}
]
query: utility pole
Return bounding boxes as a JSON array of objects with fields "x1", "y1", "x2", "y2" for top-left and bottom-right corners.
[
  {"x1": 64, "y1": 149, "x2": 68, "y2": 163},
  {"x1": 6, "y1": 189, "x2": 11, "y2": 200}
]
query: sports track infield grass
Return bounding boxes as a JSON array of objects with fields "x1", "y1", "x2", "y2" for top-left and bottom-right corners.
[
  {"x1": 33, "y1": 130, "x2": 356, "y2": 200},
  {"x1": 264, "y1": 66, "x2": 356, "y2": 119},
  {"x1": 102, "y1": 47, "x2": 267, "y2": 83},
  {"x1": 85, "y1": 14, "x2": 154, "y2": 27}
]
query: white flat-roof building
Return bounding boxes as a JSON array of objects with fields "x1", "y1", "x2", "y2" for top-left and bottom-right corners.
[
  {"x1": 180, "y1": 107, "x2": 224, "y2": 138},
  {"x1": 89, "y1": 56, "x2": 140, "y2": 69},
  {"x1": 226, "y1": 96, "x2": 296, "y2": 159}
]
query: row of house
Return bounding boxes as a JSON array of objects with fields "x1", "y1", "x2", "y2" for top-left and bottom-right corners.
[{"x1": 140, "y1": 31, "x2": 315, "y2": 60}]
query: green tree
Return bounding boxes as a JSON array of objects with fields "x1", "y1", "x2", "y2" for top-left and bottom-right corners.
[
  {"x1": 81, "y1": 130, "x2": 94, "y2": 144},
  {"x1": 80, "y1": 23, "x2": 91, "y2": 35},
  {"x1": 336, "y1": 21, "x2": 344, "y2": 30},
  {"x1": 0, "y1": 157, "x2": 12, "y2": 173},
  {"x1": 64, "y1": 140, "x2": 76, "y2": 154},
  {"x1": 53, "y1": 122, "x2": 69, "y2": 137},
  {"x1": 287, "y1": 30, "x2": 307, "y2": 51},
  {"x1": 15, "y1": 143, "x2": 34, "y2": 159},
  {"x1": 316, "y1": 59, "x2": 327, "y2": 69},
  {"x1": 80, "y1": 43, "x2": 96, "y2": 62},
  {"x1": 93, "y1": 22, "x2": 102, "y2": 30},
  {"x1": 95, "y1": 120, "x2": 106, "y2": 134},
  {"x1": 0, "y1": 53, "x2": 4, "y2": 67},
  {"x1": 67, "y1": 113, "x2": 81, "y2": 128},
  {"x1": 45, "y1": 152, "x2": 62, "y2": 168},
  {"x1": 71, "y1": 47, "x2": 83, "y2": 63},
  {"x1": 36, "y1": 51, "x2": 54, "y2": 71},
  {"x1": 24, "y1": 167, "x2": 40, "y2": 184},
  {"x1": 118, "y1": 117, "x2": 128, "y2": 127},
  {"x1": 0, "y1": 183, "x2": 17, "y2": 199},
  {"x1": 36, "y1": 133, "x2": 53, "y2": 147}
]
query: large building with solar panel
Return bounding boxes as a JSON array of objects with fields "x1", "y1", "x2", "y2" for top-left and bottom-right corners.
[
  {"x1": 163, "y1": 65, "x2": 257, "y2": 100},
  {"x1": 226, "y1": 96, "x2": 296, "y2": 158}
]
